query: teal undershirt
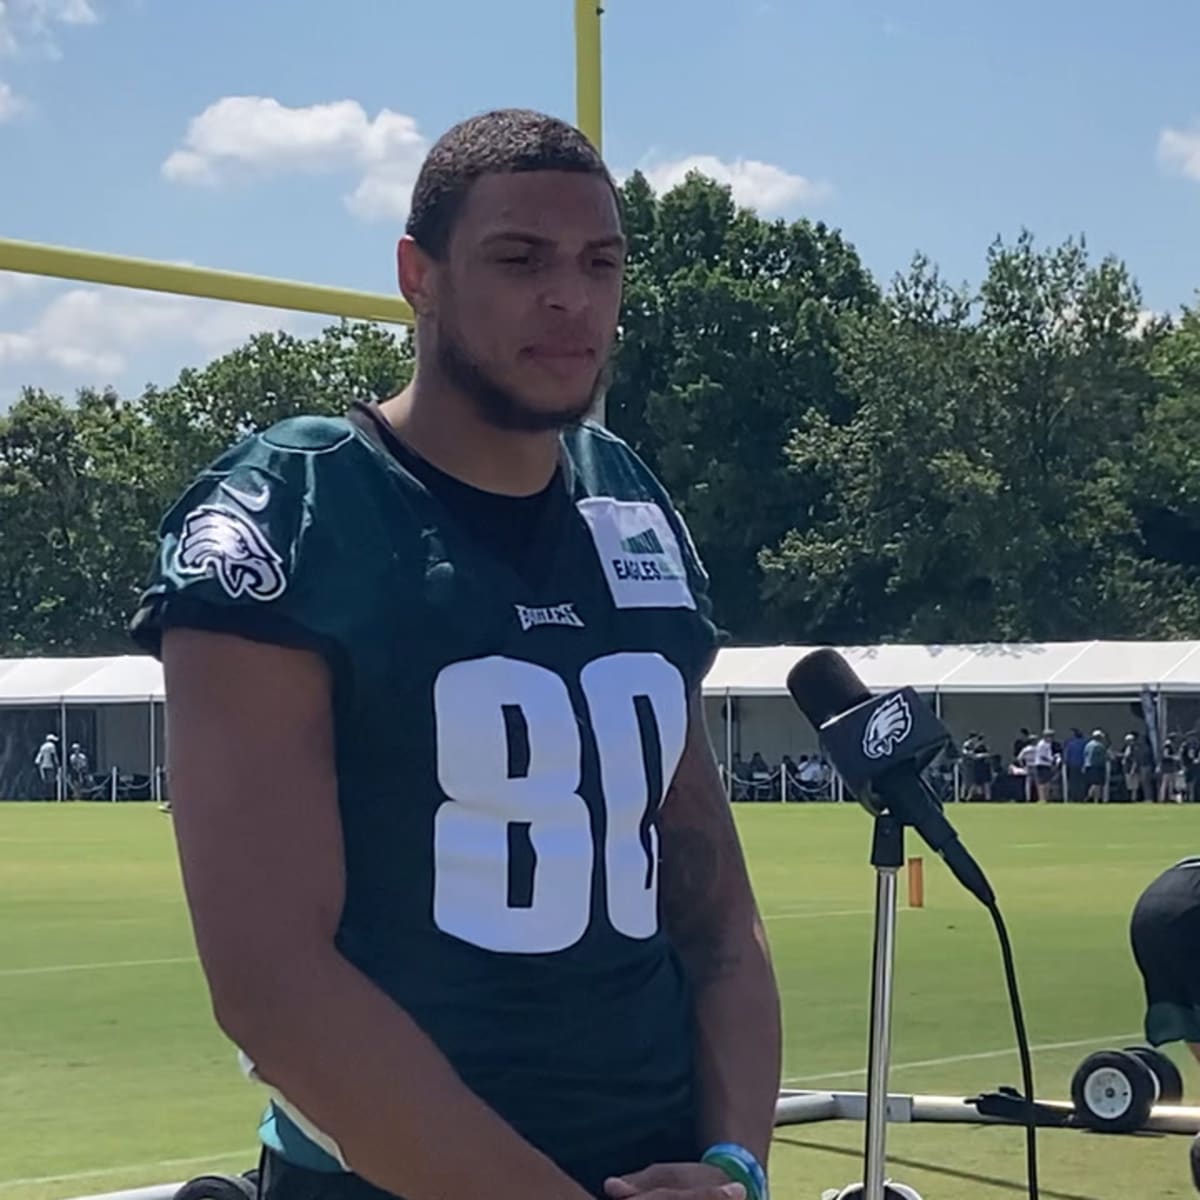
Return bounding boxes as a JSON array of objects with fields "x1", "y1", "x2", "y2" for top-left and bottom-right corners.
[{"x1": 259, "y1": 1103, "x2": 343, "y2": 1172}]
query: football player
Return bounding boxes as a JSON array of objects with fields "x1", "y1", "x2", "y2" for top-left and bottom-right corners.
[{"x1": 131, "y1": 109, "x2": 781, "y2": 1200}]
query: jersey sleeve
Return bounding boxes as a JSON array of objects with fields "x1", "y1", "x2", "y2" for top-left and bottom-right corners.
[
  {"x1": 660, "y1": 497, "x2": 725, "y2": 674},
  {"x1": 128, "y1": 416, "x2": 359, "y2": 677}
]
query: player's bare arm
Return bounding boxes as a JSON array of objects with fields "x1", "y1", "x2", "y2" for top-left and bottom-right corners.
[
  {"x1": 658, "y1": 690, "x2": 782, "y2": 1164},
  {"x1": 161, "y1": 627, "x2": 593, "y2": 1200}
]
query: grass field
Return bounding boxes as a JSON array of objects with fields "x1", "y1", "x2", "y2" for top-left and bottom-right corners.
[{"x1": 3, "y1": 803, "x2": 1199, "y2": 1200}]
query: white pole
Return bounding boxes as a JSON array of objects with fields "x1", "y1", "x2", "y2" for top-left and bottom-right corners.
[
  {"x1": 110, "y1": 765, "x2": 118, "y2": 803},
  {"x1": 148, "y1": 697, "x2": 157, "y2": 804},
  {"x1": 723, "y1": 688, "x2": 733, "y2": 802},
  {"x1": 58, "y1": 699, "x2": 67, "y2": 802}
]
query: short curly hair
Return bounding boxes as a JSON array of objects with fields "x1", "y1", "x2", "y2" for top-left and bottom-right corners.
[{"x1": 406, "y1": 108, "x2": 616, "y2": 259}]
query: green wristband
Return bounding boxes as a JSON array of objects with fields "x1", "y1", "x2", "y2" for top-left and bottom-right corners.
[{"x1": 702, "y1": 1151, "x2": 760, "y2": 1200}]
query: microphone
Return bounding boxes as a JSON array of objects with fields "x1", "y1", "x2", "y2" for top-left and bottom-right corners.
[{"x1": 786, "y1": 648, "x2": 995, "y2": 908}]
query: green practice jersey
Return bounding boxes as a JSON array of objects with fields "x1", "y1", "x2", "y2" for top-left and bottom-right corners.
[{"x1": 131, "y1": 406, "x2": 721, "y2": 1192}]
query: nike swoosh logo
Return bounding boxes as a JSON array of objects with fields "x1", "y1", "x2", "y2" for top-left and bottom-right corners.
[{"x1": 219, "y1": 480, "x2": 271, "y2": 512}]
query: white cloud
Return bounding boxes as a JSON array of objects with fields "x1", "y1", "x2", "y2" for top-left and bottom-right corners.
[
  {"x1": 0, "y1": 0, "x2": 99, "y2": 57},
  {"x1": 0, "y1": 270, "x2": 46, "y2": 301},
  {"x1": 637, "y1": 154, "x2": 831, "y2": 214},
  {"x1": 163, "y1": 96, "x2": 429, "y2": 222},
  {"x1": 0, "y1": 80, "x2": 24, "y2": 120},
  {"x1": 1159, "y1": 123, "x2": 1200, "y2": 183},
  {"x1": 0, "y1": 282, "x2": 323, "y2": 383}
]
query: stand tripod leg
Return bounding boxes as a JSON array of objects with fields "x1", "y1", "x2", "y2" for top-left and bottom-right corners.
[
  {"x1": 864, "y1": 859, "x2": 900, "y2": 1200},
  {"x1": 829, "y1": 816, "x2": 924, "y2": 1200}
]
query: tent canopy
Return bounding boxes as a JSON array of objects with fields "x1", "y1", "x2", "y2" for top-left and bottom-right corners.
[
  {"x1": 5, "y1": 642, "x2": 1200, "y2": 705},
  {"x1": 0, "y1": 656, "x2": 162, "y2": 706},
  {"x1": 703, "y1": 641, "x2": 1200, "y2": 698}
]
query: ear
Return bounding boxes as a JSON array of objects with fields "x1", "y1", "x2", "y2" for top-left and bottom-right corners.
[{"x1": 397, "y1": 235, "x2": 437, "y2": 317}]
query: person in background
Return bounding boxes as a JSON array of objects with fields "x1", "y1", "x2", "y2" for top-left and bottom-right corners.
[
  {"x1": 748, "y1": 751, "x2": 771, "y2": 801},
  {"x1": 33, "y1": 733, "x2": 59, "y2": 799},
  {"x1": 1123, "y1": 733, "x2": 1143, "y2": 802},
  {"x1": 67, "y1": 743, "x2": 89, "y2": 800},
  {"x1": 1183, "y1": 731, "x2": 1200, "y2": 804},
  {"x1": 967, "y1": 736, "x2": 993, "y2": 802},
  {"x1": 1137, "y1": 731, "x2": 1158, "y2": 805},
  {"x1": 1082, "y1": 730, "x2": 1108, "y2": 803},
  {"x1": 1016, "y1": 736, "x2": 1038, "y2": 803},
  {"x1": 1160, "y1": 738, "x2": 1183, "y2": 804},
  {"x1": 1012, "y1": 727, "x2": 1031, "y2": 762},
  {"x1": 797, "y1": 756, "x2": 822, "y2": 788},
  {"x1": 1062, "y1": 727, "x2": 1086, "y2": 803},
  {"x1": 1032, "y1": 730, "x2": 1057, "y2": 803}
]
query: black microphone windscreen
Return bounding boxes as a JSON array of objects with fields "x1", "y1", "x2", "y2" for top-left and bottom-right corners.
[{"x1": 786, "y1": 648, "x2": 873, "y2": 730}]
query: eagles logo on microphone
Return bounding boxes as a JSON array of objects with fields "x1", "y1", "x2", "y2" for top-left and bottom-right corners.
[{"x1": 862, "y1": 693, "x2": 914, "y2": 760}]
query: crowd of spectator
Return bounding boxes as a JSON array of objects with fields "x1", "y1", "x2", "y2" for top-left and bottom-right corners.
[
  {"x1": 948, "y1": 726, "x2": 1200, "y2": 803},
  {"x1": 722, "y1": 751, "x2": 835, "y2": 801},
  {"x1": 723, "y1": 725, "x2": 1200, "y2": 804}
]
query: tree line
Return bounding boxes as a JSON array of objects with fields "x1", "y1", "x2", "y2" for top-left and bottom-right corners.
[{"x1": 3, "y1": 171, "x2": 1199, "y2": 655}]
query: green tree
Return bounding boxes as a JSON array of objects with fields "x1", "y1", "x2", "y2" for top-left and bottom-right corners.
[
  {"x1": 607, "y1": 170, "x2": 879, "y2": 639},
  {"x1": 762, "y1": 234, "x2": 1164, "y2": 642},
  {"x1": 0, "y1": 388, "x2": 163, "y2": 652},
  {"x1": 141, "y1": 320, "x2": 413, "y2": 499}
]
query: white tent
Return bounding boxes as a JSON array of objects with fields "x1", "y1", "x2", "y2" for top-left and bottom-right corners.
[
  {"x1": 4, "y1": 643, "x2": 1200, "y2": 802},
  {"x1": 700, "y1": 641, "x2": 1200, "y2": 697},
  {"x1": 0, "y1": 657, "x2": 164, "y2": 802},
  {"x1": 5, "y1": 643, "x2": 1200, "y2": 707}
]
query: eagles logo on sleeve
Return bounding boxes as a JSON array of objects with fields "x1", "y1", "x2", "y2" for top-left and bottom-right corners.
[
  {"x1": 174, "y1": 499, "x2": 287, "y2": 602},
  {"x1": 862, "y1": 693, "x2": 913, "y2": 760}
]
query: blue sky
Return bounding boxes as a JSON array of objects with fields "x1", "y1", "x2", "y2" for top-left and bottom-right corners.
[{"x1": 1, "y1": 0, "x2": 1198, "y2": 407}]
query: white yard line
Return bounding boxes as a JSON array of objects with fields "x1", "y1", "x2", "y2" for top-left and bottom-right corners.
[
  {"x1": 0, "y1": 956, "x2": 193, "y2": 978},
  {"x1": 764, "y1": 908, "x2": 878, "y2": 922},
  {"x1": 784, "y1": 1032, "x2": 1141, "y2": 1086},
  {"x1": 0, "y1": 1150, "x2": 254, "y2": 1191}
]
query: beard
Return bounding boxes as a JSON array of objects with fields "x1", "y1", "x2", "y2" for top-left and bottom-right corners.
[{"x1": 436, "y1": 327, "x2": 609, "y2": 434}]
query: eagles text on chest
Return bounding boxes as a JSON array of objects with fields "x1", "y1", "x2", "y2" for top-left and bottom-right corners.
[{"x1": 514, "y1": 602, "x2": 586, "y2": 632}]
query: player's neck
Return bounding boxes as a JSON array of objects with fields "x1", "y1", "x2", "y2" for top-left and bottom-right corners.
[{"x1": 379, "y1": 379, "x2": 561, "y2": 498}]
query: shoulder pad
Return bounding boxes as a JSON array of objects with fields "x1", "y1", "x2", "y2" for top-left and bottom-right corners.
[{"x1": 260, "y1": 415, "x2": 356, "y2": 454}]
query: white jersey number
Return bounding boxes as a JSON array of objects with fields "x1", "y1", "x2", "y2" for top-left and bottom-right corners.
[{"x1": 433, "y1": 652, "x2": 688, "y2": 953}]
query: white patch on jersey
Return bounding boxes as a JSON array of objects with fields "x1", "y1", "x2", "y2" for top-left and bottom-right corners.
[
  {"x1": 175, "y1": 503, "x2": 287, "y2": 601},
  {"x1": 515, "y1": 602, "x2": 586, "y2": 632},
  {"x1": 577, "y1": 498, "x2": 697, "y2": 611}
]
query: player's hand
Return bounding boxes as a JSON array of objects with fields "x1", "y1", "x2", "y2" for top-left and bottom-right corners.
[{"x1": 603, "y1": 1163, "x2": 745, "y2": 1200}]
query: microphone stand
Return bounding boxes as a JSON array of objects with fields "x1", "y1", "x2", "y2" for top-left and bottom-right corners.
[{"x1": 827, "y1": 813, "x2": 923, "y2": 1200}]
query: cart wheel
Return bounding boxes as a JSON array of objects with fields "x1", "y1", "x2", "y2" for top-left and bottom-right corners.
[
  {"x1": 173, "y1": 1175, "x2": 257, "y2": 1200},
  {"x1": 1071, "y1": 1049, "x2": 1156, "y2": 1132},
  {"x1": 826, "y1": 1184, "x2": 923, "y2": 1199},
  {"x1": 1124, "y1": 1045, "x2": 1185, "y2": 1104}
]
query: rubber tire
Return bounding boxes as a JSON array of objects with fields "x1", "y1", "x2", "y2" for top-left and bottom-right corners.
[
  {"x1": 174, "y1": 1175, "x2": 257, "y2": 1200},
  {"x1": 829, "y1": 1186, "x2": 923, "y2": 1199},
  {"x1": 1124, "y1": 1045, "x2": 1185, "y2": 1105},
  {"x1": 1071, "y1": 1049, "x2": 1157, "y2": 1133}
]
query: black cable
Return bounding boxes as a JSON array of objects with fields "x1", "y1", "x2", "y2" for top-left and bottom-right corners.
[{"x1": 987, "y1": 899, "x2": 1040, "y2": 1200}]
